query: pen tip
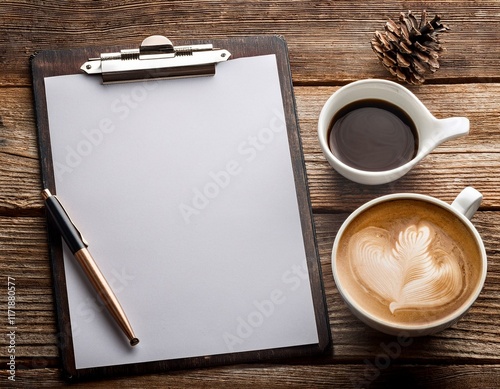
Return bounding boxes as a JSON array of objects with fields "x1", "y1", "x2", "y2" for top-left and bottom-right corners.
[{"x1": 130, "y1": 337, "x2": 140, "y2": 346}]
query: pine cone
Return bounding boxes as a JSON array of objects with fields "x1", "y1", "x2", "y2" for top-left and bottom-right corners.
[{"x1": 371, "y1": 10, "x2": 450, "y2": 85}]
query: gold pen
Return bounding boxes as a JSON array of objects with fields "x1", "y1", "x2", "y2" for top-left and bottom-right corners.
[{"x1": 42, "y1": 189, "x2": 139, "y2": 346}]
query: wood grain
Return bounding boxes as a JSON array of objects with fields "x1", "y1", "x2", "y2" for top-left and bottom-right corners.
[
  {"x1": 1, "y1": 212, "x2": 500, "y2": 363},
  {"x1": 2, "y1": 364, "x2": 500, "y2": 388},
  {"x1": 1, "y1": 84, "x2": 499, "y2": 214},
  {"x1": 1, "y1": 0, "x2": 500, "y2": 386},
  {"x1": 0, "y1": 1, "x2": 499, "y2": 86}
]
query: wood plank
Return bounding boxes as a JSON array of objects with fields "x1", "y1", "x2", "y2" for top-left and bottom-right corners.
[
  {"x1": 0, "y1": 217, "x2": 59, "y2": 360},
  {"x1": 296, "y1": 84, "x2": 500, "y2": 155},
  {"x1": 295, "y1": 83, "x2": 500, "y2": 210},
  {"x1": 2, "y1": 212, "x2": 500, "y2": 363},
  {"x1": 0, "y1": 152, "x2": 42, "y2": 214},
  {"x1": 2, "y1": 364, "x2": 500, "y2": 388},
  {"x1": 1, "y1": 1, "x2": 499, "y2": 86},
  {"x1": 0, "y1": 87, "x2": 42, "y2": 214},
  {"x1": 1, "y1": 84, "x2": 499, "y2": 214},
  {"x1": 306, "y1": 152, "x2": 500, "y2": 211}
]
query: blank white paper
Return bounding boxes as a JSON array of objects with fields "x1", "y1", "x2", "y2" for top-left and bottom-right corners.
[{"x1": 44, "y1": 54, "x2": 319, "y2": 369}]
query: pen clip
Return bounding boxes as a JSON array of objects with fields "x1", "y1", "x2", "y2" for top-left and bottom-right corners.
[{"x1": 53, "y1": 195, "x2": 90, "y2": 247}]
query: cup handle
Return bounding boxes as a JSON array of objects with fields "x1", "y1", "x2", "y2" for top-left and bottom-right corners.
[
  {"x1": 451, "y1": 187, "x2": 483, "y2": 220},
  {"x1": 434, "y1": 117, "x2": 470, "y2": 144}
]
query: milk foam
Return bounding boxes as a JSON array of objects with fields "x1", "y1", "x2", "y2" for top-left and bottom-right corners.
[{"x1": 349, "y1": 221, "x2": 466, "y2": 313}]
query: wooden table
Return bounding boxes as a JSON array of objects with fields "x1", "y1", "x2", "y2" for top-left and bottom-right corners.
[{"x1": 1, "y1": 1, "x2": 499, "y2": 387}]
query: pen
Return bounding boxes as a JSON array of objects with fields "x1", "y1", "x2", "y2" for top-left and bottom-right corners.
[{"x1": 41, "y1": 189, "x2": 139, "y2": 347}]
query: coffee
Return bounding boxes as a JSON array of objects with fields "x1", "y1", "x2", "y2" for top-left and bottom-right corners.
[
  {"x1": 335, "y1": 199, "x2": 483, "y2": 327},
  {"x1": 328, "y1": 99, "x2": 418, "y2": 171}
]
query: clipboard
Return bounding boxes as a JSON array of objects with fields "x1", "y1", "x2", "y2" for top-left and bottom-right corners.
[{"x1": 31, "y1": 35, "x2": 331, "y2": 380}]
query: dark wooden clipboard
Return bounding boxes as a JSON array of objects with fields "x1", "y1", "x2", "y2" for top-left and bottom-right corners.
[{"x1": 31, "y1": 35, "x2": 331, "y2": 381}]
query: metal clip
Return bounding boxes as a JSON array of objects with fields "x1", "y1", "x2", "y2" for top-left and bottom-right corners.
[{"x1": 80, "y1": 35, "x2": 231, "y2": 84}]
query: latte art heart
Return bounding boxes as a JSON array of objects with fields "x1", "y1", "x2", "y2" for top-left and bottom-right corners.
[{"x1": 349, "y1": 222, "x2": 465, "y2": 314}]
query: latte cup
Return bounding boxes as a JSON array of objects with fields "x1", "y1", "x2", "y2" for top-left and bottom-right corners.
[
  {"x1": 332, "y1": 187, "x2": 487, "y2": 336},
  {"x1": 318, "y1": 79, "x2": 469, "y2": 185}
]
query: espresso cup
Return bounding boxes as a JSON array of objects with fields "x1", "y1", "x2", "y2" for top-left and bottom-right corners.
[
  {"x1": 318, "y1": 79, "x2": 469, "y2": 185},
  {"x1": 332, "y1": 187, "x2": 487, "y2": 336}
]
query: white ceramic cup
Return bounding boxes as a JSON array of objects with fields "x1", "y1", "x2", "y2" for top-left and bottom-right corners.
[
  {"x1": 318, "y1": 79, "x2": 469, "y2": 185},
  {"x1": 331, "y1": 187, "x2": 487, "y2": 336}
]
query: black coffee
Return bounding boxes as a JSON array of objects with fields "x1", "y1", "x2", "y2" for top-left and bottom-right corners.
[{"x1": 328, "y1": 99, "x2": 418, "y2": 172}]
